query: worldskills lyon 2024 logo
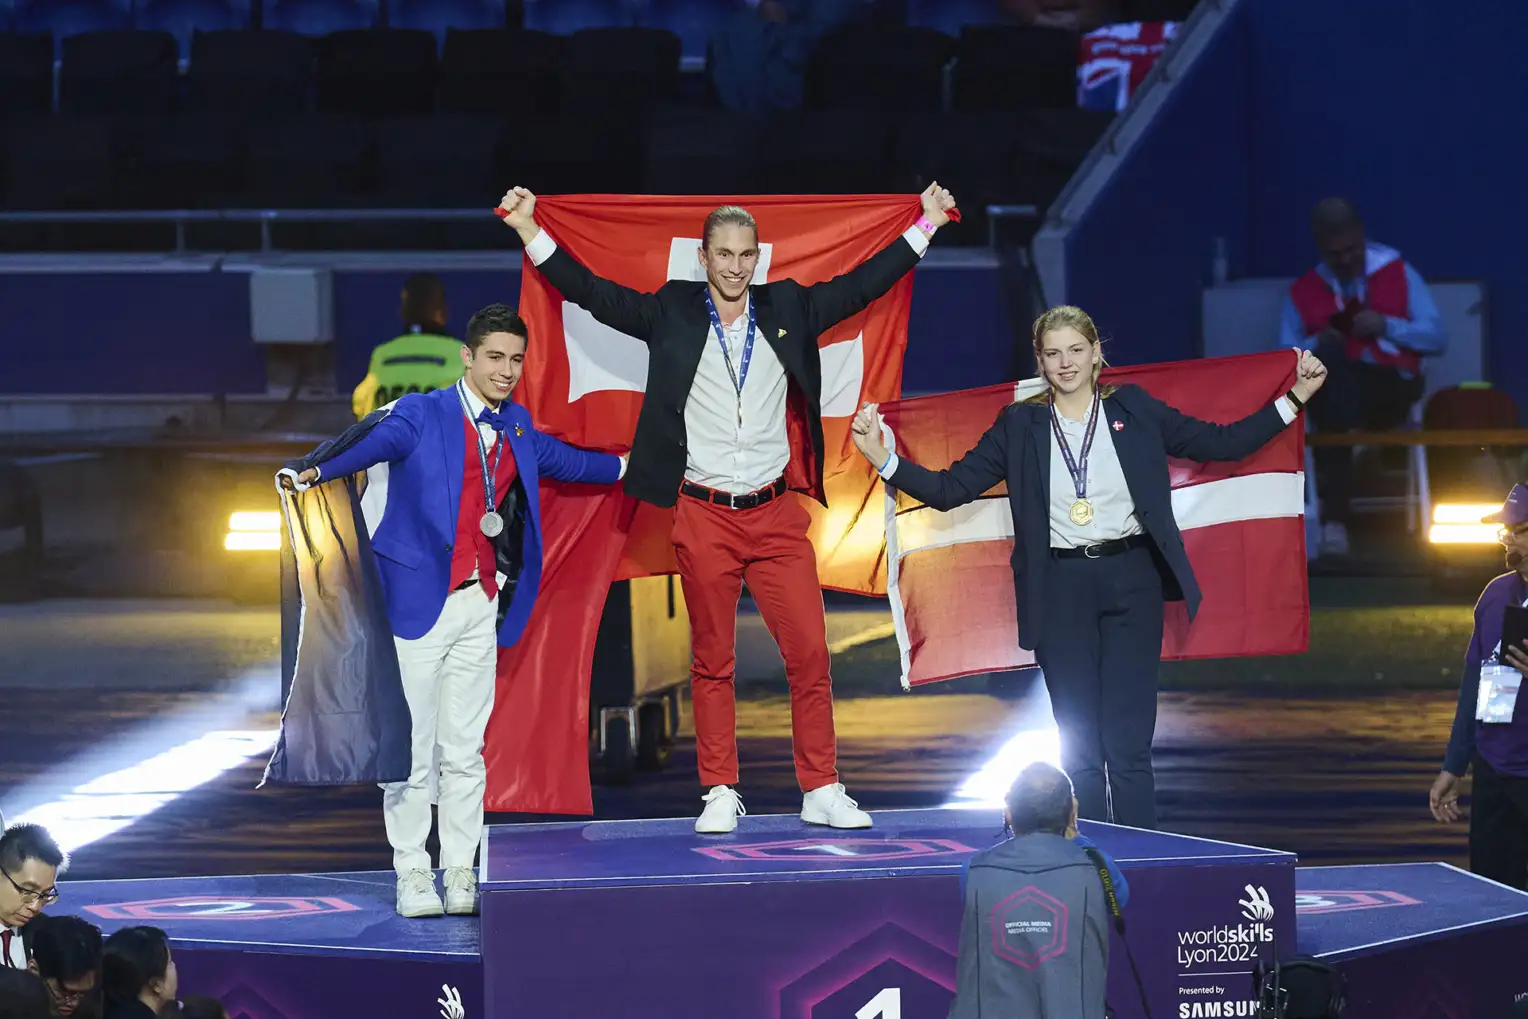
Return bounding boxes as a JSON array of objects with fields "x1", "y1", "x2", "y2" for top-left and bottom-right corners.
[{"x1": 1174, "y1": 885, "x2": 1275, "y2": 1019}]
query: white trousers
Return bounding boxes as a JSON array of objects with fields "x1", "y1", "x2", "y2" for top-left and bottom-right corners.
[{"x1": 382, "y1": 584, "x2": 498, "y2": 874}]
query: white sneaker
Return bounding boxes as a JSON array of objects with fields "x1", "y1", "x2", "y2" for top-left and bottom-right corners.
[
  {"x1": 1320, "y1": 521, "x2": 1350, "y2": 557},
  {"x1": 801, "y1": 783, "x2": 873, "y2": 829},
  {"x1": 695, "y1": 785, "x2": 745, "y2": 834},
  {"x1": 443, "y1": 867, "x2": 478, "y2": 916},
  {"x1": 395, "y1": 869, "x2": 443, "y2": 918}
]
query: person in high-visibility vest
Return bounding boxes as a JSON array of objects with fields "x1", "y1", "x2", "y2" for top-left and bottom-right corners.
[{"x1": 352, "y1": 273, "x2": 465, "y2": 419}]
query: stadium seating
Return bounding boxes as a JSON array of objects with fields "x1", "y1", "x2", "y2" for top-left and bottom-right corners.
[
  {"x1": 185, "y1": 28, "x2": 311, "y2": 115},
  {"x1": 386, "y1": 0, "x2": 507, "y2": 44},
  {"x1": 0, "y1": 31, "x2": 53, "y2": 117},
  {"x1": 804, "y1": 23, "x2": 954, "y2": 113},
  {"x1": 134, "y1": 0, "x2": 253, "y2": 56},
  {"x1": 438, "y1": 27, "x2": 562, "y2": 114},
  {"x1": 0, "y1": 1, "x2": 1171, "y2": 249}
]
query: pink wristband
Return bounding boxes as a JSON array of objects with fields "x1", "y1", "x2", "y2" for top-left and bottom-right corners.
[{"x1": 915, "y1": 215, "x2": 938, "y2": 235}]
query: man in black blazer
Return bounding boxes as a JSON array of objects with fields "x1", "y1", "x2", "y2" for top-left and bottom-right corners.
[{"x1": 499, "y1": 184, "x2": 956, "y2": 833}]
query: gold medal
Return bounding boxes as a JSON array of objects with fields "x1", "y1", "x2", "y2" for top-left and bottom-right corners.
[{"x1": 1069, "y1": 499, "x2": 1094, "y2": 526}]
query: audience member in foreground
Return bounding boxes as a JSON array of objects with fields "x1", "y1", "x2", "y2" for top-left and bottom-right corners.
[
  {"x1": 0, "y1": 825, "x2": 66, "y2": 970},
  {"x1": 26, "y1": 915, "x2": 101, "y2": 1018},
  {"x1": 0, "y1": 967, "x2": 51, "y2": 1019},
  {"x1": 100, "y1": 928, "x2": 176, "y2": 1019}
]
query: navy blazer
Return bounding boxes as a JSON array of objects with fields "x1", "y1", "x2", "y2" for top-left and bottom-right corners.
[
  {"x1": 309, "y1": 388, "x2": 623, "y2": 646},
  {"x1": 888, "y1": 384, "x2": 1287, "y2": 650}
]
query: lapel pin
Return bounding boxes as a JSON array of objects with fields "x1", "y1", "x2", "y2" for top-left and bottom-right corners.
[
  {"x1": 1112, "y1": 420, "x2": 1124, "y2": 431},
  {"x1": 778, "y1": 328, "x2": 786, "y2": 338},
  {"x1": 515, "y1": 424, "x2": 525, "y2": 437}
]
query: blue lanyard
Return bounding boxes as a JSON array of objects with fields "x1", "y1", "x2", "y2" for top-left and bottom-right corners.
[
  {"x1": 703, "y1": 291, "x2": 757, "y2": 419},
  {"x1": 456, "y1": 382, "x2": 503, "y2": 510}
]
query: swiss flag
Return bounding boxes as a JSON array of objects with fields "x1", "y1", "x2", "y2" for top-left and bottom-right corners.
[
  {"x1": 878, "y1": 351, "x2": 1310, "y2": 689},
  {"x1": 484, "y1": 195, "x2": 926, "y2": 814}
]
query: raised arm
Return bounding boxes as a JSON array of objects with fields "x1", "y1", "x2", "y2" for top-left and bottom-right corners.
[
  {"x1": 799, "y1": 183, "x2": 955, "y2": 336},
  {"x1": 499, "y1": 187, "x2": 661, "y2": 342},
  {"x1": 1146, "y1": 349, "x2": 1328, "y2": 463},
  {"x1": 851, "y1": 402, "x2": 1010, "y2": 512}
]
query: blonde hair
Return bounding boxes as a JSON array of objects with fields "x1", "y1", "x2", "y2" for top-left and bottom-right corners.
[
  {"x1": 1023, "y1": 304, "x2": 1114, "y2": 404},
  {"x1": 702, "y1": 205, "x2": 757, "y2": 250}
]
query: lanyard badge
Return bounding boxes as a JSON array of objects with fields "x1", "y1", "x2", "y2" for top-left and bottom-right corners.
[{"x1": 703, "y1": 291, "x2": 757, "y2": 426}]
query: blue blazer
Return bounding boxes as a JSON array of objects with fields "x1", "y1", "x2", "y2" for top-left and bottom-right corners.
[
  {"x1": 889, "y1": 384, "x2": 1287, "y2": 651},
  {"x1": 309, "y1": 388, "x2": 623, "y2": 646}
]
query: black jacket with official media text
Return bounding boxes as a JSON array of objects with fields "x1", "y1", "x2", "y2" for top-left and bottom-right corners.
[
  {"x1": 533, "y1": 234, "x2": 923, "y2": 508},
  {"x1": 949, "y1": 833, "x2": 1112, "y2": 1019},
  {"x1": 889, "y1": 385, "x2": 1287, "y2": 650}
]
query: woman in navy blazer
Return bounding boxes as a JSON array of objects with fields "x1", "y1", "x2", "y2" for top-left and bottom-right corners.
[{"x1": 852, "y1": 306, "x2": 1326, "y2": 827}]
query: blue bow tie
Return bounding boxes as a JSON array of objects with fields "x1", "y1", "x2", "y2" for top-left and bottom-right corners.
[{"x1": 477, "y1": 407, "x2": 511, "y2": 433}]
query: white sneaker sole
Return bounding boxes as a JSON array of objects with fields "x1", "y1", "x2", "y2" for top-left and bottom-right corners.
[
  {"x1": 800, "y1": 809, "x2": 873, "y2": 829},
  {"x1": 397, "y1": 900, "x2": 444, "y2": 918},
  {"x1": 444, "y1": 899, "x2": 478, "y2": 917},
  {"x1": 695, "y1": 814, "x2": 739, "y2": 834}
]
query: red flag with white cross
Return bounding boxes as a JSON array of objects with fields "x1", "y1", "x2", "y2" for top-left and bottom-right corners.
[{"x1": 484, "y1": 195, "x2": 926, "y2": 814}]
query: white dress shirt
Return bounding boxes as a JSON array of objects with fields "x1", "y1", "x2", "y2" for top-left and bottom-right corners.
[
  {"x1": 525, "y1": 223, "x2": 931, "y2": 496},
  {"x1": 878, "y1": 395, "x2": 1298, "y2": 547},
  {"x1": 1046, "y1": 410, "x2": 1143, "y2": 548}
]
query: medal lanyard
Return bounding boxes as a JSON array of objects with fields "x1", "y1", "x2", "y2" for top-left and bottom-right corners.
[
  {"x1": 1050, "y1": 390, "x2": 1101, "y2": 502},
  {"x1": 704, "y1": 291, "x2": 757, "y2": 423},
  {"x1": 457, "y1": 381, "x2": 504, "y2": 511}
]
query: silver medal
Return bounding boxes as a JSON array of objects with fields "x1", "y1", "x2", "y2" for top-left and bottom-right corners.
[{"x1": 480, "y1": 511, "x2": 504, "y2": 538}]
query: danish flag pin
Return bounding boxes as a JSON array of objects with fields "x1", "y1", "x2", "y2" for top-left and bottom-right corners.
[{"x1": 1112, "y1": 420, "x2": 1124, "y2": 431}]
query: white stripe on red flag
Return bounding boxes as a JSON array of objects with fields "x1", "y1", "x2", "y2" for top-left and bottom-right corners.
[{"x1": 882, "y1": 351, "x2": 1310, "y2": 690}]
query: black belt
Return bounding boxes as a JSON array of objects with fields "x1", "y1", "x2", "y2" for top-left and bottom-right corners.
[
  {"x1": 680, "y1": 476, "x2": 787, "y2": 510},
  {"x1": 1051, "y1": 533, "x2": 1152, "y2": 560},
  {"x1": 453, "y1": 578, "x2": 480, "y2": 591}
]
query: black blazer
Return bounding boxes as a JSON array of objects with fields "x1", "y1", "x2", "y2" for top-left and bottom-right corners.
[
  {"x1": 888, "y1": 385, "x2": 1287, "y2": 650},
  {"x1": 535, "y1": 234, "x2": 923, "y2": 508}
]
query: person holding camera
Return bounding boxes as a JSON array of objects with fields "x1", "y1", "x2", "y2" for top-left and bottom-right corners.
[{"x1": 947, "y1": 763, "x2": 1129, "y2": 1019}]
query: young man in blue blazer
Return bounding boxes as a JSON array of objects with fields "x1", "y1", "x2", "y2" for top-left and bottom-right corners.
[{"x1": 283, "y1": 304, "x2": 625, "y2": 918}]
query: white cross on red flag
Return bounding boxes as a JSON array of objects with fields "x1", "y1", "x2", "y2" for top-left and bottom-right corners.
[{"x1": 485, "y1": 194, "x2": 926, "y2": 814}]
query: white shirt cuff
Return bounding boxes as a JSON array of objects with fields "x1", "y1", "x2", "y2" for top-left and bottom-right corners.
[
  {"x1": 618, "y1": 455, "x2": 628, "y2": 479},
  {"x1": 1275, "y1": 396, "x2": 1297, "y2": 424},
  {"x1": 877, "y1": 452, "x2": 900, "y2": 481},
  {"x1": 277, "y1": 467, "x2": 315, "y2": 492},
  {"x1": 902, "y1": 224, "x2": 931, "y2": 257},
  {"x1": 523, "y1": 228, "x2": 557, "y2": 265}
]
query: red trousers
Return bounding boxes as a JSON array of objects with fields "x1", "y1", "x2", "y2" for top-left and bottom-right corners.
[{"x1": 671, "y1": 491, "x2": 838, "y2": 791}]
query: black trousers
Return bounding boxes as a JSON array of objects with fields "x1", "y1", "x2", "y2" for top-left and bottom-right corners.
[
  {"x1": 1471, "y1": 755, "x2": 1528, "y2": 890},
  {"x1": 1306, "y1": 340, "x2": 1423, "y2": 525},
  {"x1": 1033, "y1": 545, "x2": 1166, "y2": 829}
]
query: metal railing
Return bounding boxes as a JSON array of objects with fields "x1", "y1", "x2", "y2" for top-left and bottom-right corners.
[
  {"x1": 0, "y1": 207, "x2": 496, "y2": 253},
  {"x1": 0, "y1": 204, "x2": 1048, "y2": 255}
]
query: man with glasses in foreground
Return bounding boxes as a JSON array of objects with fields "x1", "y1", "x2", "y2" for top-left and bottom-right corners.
[
  {"x1": 0, "y1": 823, "x2": 65, "y2": 969},
  {"x1": 1431, "y1": 484, "x2": 1528, "y2": 888},
  {"x1": 28, "y1": 915, "x2": 101, "y2": 1017}
]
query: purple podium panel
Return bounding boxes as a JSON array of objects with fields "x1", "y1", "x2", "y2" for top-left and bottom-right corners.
[
  {"x1": 60, "y1": 871, "x2": 483, "y2": 1019},
  {"x1": 1297, "y1": 863, "x2": 1528, "y2": 1019},
  {"x1": 480, "y1": 808, "x2": 1297, "y2": 1019}
]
